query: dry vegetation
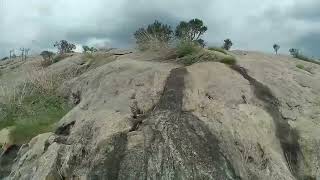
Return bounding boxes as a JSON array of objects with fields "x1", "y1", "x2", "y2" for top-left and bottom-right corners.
[{"x1": 0, "y1": 63, "x2": 72, "y2": 145}]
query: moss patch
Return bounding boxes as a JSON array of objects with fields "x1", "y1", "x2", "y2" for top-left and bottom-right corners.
[{"x1": 208, "y1": 47, "x2": 228, "y2": 55}]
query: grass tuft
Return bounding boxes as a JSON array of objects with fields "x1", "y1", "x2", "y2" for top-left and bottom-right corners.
[
  {"x1": 0, "y1": 86, "x2": 70, "y2": 144},
  {"x1": 179, "y1": 49, "x2": 237, "y2": 66},
  {"x1": 208, "y1": 47, "x2": 228, "y2": 55},
  {"x1": 296, "y1": 64, "x2": 304, "y2": 69},
  {"x1": 176, "y1": 41, "x2": 201, "y2": 58}
]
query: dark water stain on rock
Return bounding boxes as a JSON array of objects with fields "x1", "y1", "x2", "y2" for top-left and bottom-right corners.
[
  {"x1": 131, "y1": 68, "x2": 239, "y2": 179},
  {"x1": 89, "y1": 133, "x2": 128, "y2": 180},
  {"x1": 231, "y1": 64, "x2": 303, "y2": 179},
  {"x1": 0, "y1": 145, "x2": 20, "y2": 178}
]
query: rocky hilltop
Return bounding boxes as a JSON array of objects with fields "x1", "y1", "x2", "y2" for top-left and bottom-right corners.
[{"x1": 0, "y1": 49, "x2": 319, "y2": 179}]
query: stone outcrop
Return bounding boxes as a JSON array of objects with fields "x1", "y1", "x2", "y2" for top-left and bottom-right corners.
[{"x1": 1, "y1": 50, "x2": 319, "y2": 179}]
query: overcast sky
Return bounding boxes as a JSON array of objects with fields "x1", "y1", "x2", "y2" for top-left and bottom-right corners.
[{"x1": 0, "y1": 0, "x2": 319, "y2": 58}]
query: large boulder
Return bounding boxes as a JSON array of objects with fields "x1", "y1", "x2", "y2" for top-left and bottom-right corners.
[{"x1": 2, "y1": 51, "x2": 320, "y2": 179}]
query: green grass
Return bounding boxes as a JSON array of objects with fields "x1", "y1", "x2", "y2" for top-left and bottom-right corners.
[
  {"x1": 179, "y1": 54, "x2": 200, "y2": 65},
  {"x1": 296, "y1": 64, "x2": 313, "y2": 73},
  {"x1": 295, "y1": 54, "x2": 320, "y2": 65},
  {"x1": 179, "y1": 49, "x2": 237, "y2": 66},
  {"x1": 0, "y1": 90, "x2": 71, "y2": 144},
  {"x1": 176, "y1": 41, "x2": 201, "y2": 58},
  {"x1": 208, "y1": 47, "x2": 228, "y2": 55},
  {"x1": 296, "y1": 64, "x2": 305, "y2": 69},
  {"x1": 220, "y1": 55, "x2": 237, "y2": 65}
]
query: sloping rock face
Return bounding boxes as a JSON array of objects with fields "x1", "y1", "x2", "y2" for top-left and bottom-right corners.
[{"x1": 3, "y1": 51, "x2": 320, "y2": 179}]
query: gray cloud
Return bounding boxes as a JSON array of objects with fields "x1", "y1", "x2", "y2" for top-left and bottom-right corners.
[{"x1": 1, "y1": 0, "x2": 320, "y2": 58}]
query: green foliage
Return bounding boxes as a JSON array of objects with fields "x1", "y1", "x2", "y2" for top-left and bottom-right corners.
[
  {"x1": 0, "y1": 84, "x2": 70, "y2": 144},
  {"x1": 175, "y1": 18, "x2": 207, "y2": 41},
  {"x1": 273, "y1": 44, "x2": 280, "y2": 54},
  {"x1": 1, "y1": 57, "x2": 9, "y2": 61},
  {"x1": 296, "y1": 64, "x2": 313, "y2": 73},
  {"x1": 54, "y1": 40, "x2": 76, "y2": 54},
  {"x1": 196, "y1": 39, "x2": 206, "y2": 47},
  {"x1": 134, "y1": 20, "x2": 173, "y2": 50},
  {"x1": 176, "y1": 40, "x2": 201, "y2": 58},
  {"x1": 290, "y1": 49, "x2": 320, "y2": 65},
  {"x1": 289, "y1": 48, "x2": 299, "y2": 58},
  {"x1": 222, "y1": 39, "x2": 233, "y2": 50},
  {"x1": 40, "y1": 51, "x2": 55, "y2": 60},
  {"x1": 40, "y1": 51, "x2": 55, "y2": 67},
  {"x1": 179, "y1": 49, "x2": 237, "y2": 66},
  {"x1": 83, "y1": 46, "x2": 98, "y2": 53},
  {"x1": 220, "y1": 56, "x2": 236, "y2": 65},
  {"x1": 296, "y1": 64, "x2": 304, "y2": 69},
  {"x1": 208, "y1": 47, "x2": 228, "y2": 54},
  {"x1": 180, "y1": 55, "x2": 199, "y2": 65}
]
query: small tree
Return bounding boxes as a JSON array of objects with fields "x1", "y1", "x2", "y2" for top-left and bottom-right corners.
[
  {"x1": 134, "y1": 20, "x2": 173, "y2": 50},
  {"x1": 175, "y1": 18, "x2": 207, "y2": 41},
  {"x1": 40, "y1": 51, "x2": 55, "y2": 62},
  {"x1": 273, "y1": 44, "x2": 280, "y2": 54},
  {"x1": 289, "y1": 48, "x2": 299, "y2": 58},
  {"x1": 222, "y1": 39, "x2": 233, "y2": 50},
  {"x1": 82, "y1": 45, "x2": 98, "y2": 53},
  {"x1": 54, "y1": 40, "x2": 76, "y2": 54}
]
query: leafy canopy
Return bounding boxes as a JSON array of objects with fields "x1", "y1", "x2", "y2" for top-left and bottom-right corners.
[
  {"x1": 83, "y1": 45, "x2": 98, "y2": 53},
  {"x1": 54, "y1": 40, "x2": 76, "y2": 54},
  {"x1": 289, "y1": 48, "x2": 299, "y2": 57},
  {"x1": 175, "y1": 18, "x2": 207, "y2": 41},
  {"x1": 134, "y1": 20, "x2": 173, "y2": 45},
  {"x1": 273, "y1": 44, "x2": 280, "y2": 54},
  {"x1": 40, "y1": 51, "x2": 55, "y2": 61},
  {"x1": 222, "y1": 39, "x2": 233, "y2": 50}
]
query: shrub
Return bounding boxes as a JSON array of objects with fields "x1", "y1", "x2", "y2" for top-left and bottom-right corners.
[
  {"x1": 222, "y1": 39, "x2": 233, "y2": 50},
  {"x1": 1, "y1": 57, "x2": 9, "y2": 61},
  {"x1": 176, "y1": 40, "x2": 201, "y2": 58},
  {"x1": 289, "y1": 49, "x2": 320, "y2": 65},
  {"x1": 40, "y1": 51, "x2": 55, "y2": 67},
  {"x1": 54, "y1": 40, "x2": 76, "y2": 54},
  {"x1": 83, "y1": 46, "x2": 98, "y2": 53},
  {"x1": 208, "y1": 47, "x2": 228, "y2": 55},
  {"x1": 179, "y1": 49, "x2": 236, "y2": 66},
  {"x1": 296, "y1": 64, "x2": 313, "y2": 73},
  {"x1": 0, "y1": 78, "x2": 71, "y2": 144},
  {"x1": 289, "y1": 48, "x2": 299, "y2": 58},
  {"x1": 0, "y1": 91, "x2": 70, "y2": 144},
  {"x1": 196, "y1": 39, "x2": 206, "y2": 48},
  {"x1": 134, "y1": 20, "x2": 173, "y2": 50},
  {"x1": 220, "y1": 55, "x2": 237, "y2": 65},
  {"x1": 296, "y1": 64, "x2": 304, "y2": 69}
]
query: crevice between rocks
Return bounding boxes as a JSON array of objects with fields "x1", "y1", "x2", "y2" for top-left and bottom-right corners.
[{"x1": 231, "y1": 64, "x2": 303, "y2": 179}]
